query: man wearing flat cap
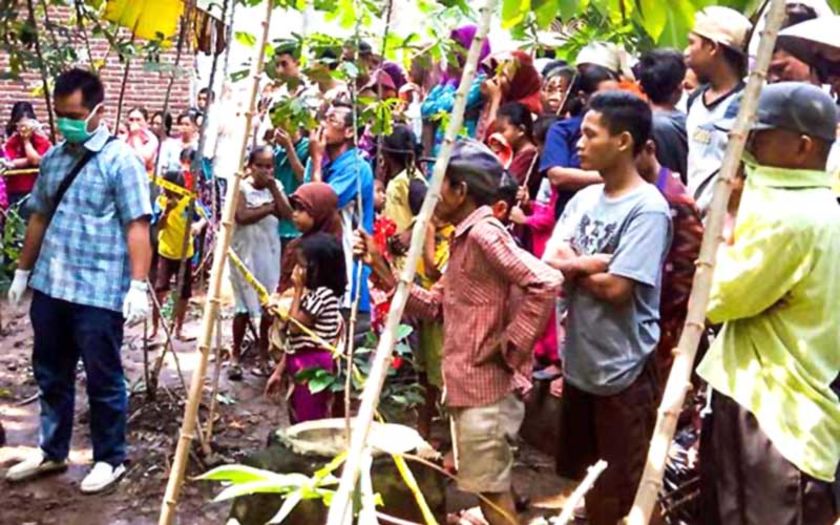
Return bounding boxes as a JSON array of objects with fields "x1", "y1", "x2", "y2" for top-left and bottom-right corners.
[{"x1": 697, "y1": 82, "x2": 840, "y2": 524}]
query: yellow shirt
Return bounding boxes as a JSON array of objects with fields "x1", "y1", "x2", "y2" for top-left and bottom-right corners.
[
  {"x1": 697, "y1": 165, "x2": 840, "y2": 482},
  {"x1": 384, "y1": 170, "x2": 426, "y2": 233},
  {"x1": 157, "y1": 195, "x2": 195, "y2": 260}
]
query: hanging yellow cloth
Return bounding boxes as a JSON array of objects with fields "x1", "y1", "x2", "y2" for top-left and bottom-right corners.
[{"x1": 104, "y1": 0, "x2": 184, "y2": 42}]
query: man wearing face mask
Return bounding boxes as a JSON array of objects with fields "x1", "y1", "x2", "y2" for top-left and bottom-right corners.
[
  {"x1": 697, "y1": 83, "x2": 839, "y2": 524},
  {"x1": 5, "y1": 69, "x2": 152, "y2": 494}
]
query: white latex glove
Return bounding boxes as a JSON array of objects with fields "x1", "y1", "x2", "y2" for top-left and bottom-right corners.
[
  {"x1": 122, "y1": 280, "x2": 151, "y2": 325},
  {"x1": 8, "y1": 269, "x2": 31, "y2": 308}
]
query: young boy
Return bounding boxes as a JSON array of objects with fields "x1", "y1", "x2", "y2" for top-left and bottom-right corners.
[
  {"x1": 542, "y1": 91, "x2": 672, "y2": 525},
  {"x1": 152, "y1": 170, "x2": 205, "y2": 340},
  {"x1": 357, "y1": 139, "x2": 563, "y2": 525}
]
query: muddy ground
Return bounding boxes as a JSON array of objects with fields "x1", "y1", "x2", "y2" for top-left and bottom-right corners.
[{"x1": 0, "y1": 295, "x2": 572, "y2": 525}]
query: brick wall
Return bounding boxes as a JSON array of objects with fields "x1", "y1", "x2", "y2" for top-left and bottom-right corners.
[{"x1": 0, "y1": 5, "x2": 192, "y2": 136}]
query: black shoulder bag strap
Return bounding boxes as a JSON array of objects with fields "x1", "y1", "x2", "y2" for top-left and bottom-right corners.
[{"x1": 48, "y1": 137, "x2": 116, "y2": 219}]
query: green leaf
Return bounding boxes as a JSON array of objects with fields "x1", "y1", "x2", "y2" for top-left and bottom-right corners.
[
  {"x1": 268, "y1": 491, "x2": 304, "y2": 523},
  {"x1": 657, "y1": 0, "x2": 695, "y2": 48},
  {"x1": 396, "y1": 324, "x2": 413, "y2": 341},
  {"x1": 214, "y1": 480, "x2": 295, "y2": 502},
  {"x1": 501, "y1": 0, "x2": 531, "y2": 29},
  {"x1": 234, "y1": 31, "x2": 257, "y2": 48},
  {"x1": 558, "y1": 0, "x2": 582, "y2": 20},
  {"x1": 308, "y1": 373, "x2": 337, "y2": 394},
  {"x1": 533, "y1": 0, "x2": 558, "y2": 28},
  {"x1": 197, "y1": 464, "x2": 277, "y2": 483},
  {"x1": 634, "y1": 0, "x2": 667, "y2": 42}
]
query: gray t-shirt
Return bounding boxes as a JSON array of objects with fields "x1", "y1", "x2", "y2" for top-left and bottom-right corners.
[{"x1": 556, "y1": 183, "x2": 672, "y2": 395}]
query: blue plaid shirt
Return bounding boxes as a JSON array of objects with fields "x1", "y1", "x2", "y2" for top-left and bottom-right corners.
[{"x1": 29, "y1": 126, "x2": 152, "y2": 312}]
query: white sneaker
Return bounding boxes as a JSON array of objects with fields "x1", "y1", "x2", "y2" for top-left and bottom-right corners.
[
  {"x1": 5, "y1": 449, "x2": 68, "y2": 482},
  {"x1": 80, "y1": 462, "x2": 126, "y2": 494}
]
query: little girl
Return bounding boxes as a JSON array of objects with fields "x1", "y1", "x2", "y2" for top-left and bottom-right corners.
[
  {"x1": 229, "y1": 146, "x2": 291, "y2": 380},
  {"x1": 266, "y1": 233, "x2": 346, "y2": 423}
]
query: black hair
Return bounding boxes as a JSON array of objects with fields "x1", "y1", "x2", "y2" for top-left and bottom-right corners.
[
  {"x1": 541, "y1": 59, "x2": 569, "y2": 78},
  {"x1": 721, "y1": 44, "x2": 748, "y2": 78},
  {"x1": 564, "y1": 64, "x2": 618, "y2": 116},
  {"x1": 163, "y1": 169, "x2": 185, "y2": 187},
  {"x1": 495, "y1": 172, "x2": 519, "y2": 209},
  {"x1": 636, "y1": 49, "x2": 686, "y2": 105},
  {"x1": 248, "y1": 145, "x2": 274, "y2": 165},
  {"x1": 177, "y1": 112, "x2": 198, "y2": 126},
  {"x1": 179, "y1": 147, "x2": 196, "y2": 164},
  {"x1": 783, "y1": 3, "x2": 818, "y2": 29},
  {"x1": 151, "y1": 110, "x2": 173, "y2": 136},
  {"x1": 534, "y1": 115, "x2": 558, "y2": 145},
  {"x1": 7, "y1": 101, "x2": 36, "y2": 137},
  {"x1": 127, "y1": 106, "x2": 149, "y2": 121},
  {"x1": 54, "y1": 68, "x2": 104, "y2": 111},
  {"x1": 300, "y1": 232, "x2": 348, "y2": 298},
  {"x1": 382, "y1": 124, "x2": 421, "y2": 170},
  {"x1": 588, "y1": 91, "x2": 652, "y2": 156},
  {"x1": 408, "y1": 178, "x2": 427, "y2": 216},
  {"x1": 317, "y1": 47, "x2": 340, "y2": 71},
  {"x1": 274, "y1": 41, "x2": 301, "y2": 61},
  {"x1": 497, "y1": 102, "x2": 534, "y2": 141},
  {"x1": 198, "y1": 87, "x2": 215, "y2": 99}
]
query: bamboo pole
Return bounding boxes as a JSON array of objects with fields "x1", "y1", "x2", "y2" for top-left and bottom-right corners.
[
  {"x1": 623, "y1": 1, "x2": 787, "y2": 523},
  {"x1": 553, "y1": 460, "x2": 607, "y2": 525},
  {"x1": 157, "y1": 1, "x2": 275, "y2": 522},
  {"x1": 325, "y1": 1, "x2": 496, "y2": 522}
]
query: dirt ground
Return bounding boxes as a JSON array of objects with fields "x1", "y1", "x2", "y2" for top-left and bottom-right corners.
[{"x1": 0, "y1": 294, "x2": 572, "y2": 525}]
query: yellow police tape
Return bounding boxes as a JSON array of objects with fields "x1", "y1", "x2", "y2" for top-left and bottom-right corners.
[{"x1": 149, "y1": 174, "x2": 197, "y2": 199}]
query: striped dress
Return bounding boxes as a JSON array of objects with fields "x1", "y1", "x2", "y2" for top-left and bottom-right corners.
[
  {"x1": 285, "y1": 286, "x2": 342, "y2": 423},
  {"x1": 287, "y1": 286, "x2": 342, "y2": 353}
]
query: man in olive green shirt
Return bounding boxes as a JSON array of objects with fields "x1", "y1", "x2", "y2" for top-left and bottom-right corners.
[{"x1": 698, "y1": 83, "x2": 839, "y2": 524}]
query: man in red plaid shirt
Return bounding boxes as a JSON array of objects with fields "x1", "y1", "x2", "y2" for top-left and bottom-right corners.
[{"x1": 357, "y1": 139, "x2": 563, "y2": 525}]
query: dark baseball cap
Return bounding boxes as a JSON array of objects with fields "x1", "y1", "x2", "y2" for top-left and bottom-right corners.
[
  {"x1": 716, "y1": 82, "x2": 838, "y2": 142},
  {"x1": 446, "y1": 138, "x2": 504, "y2": 201}
]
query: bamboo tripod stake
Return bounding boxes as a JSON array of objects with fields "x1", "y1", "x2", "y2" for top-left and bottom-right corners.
[
  {"x1": 325, "y1": 0, "x2": 496, "y2": 522},
  {"x1": 623, "y1": 1, "x2": 787, "y2": 523},
  {"x1": 157, "y1": 1, "x2": 275, "y2": 523}
]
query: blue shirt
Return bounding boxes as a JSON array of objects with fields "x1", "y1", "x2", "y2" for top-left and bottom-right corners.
[
  {"x1": 325, "y1": 148, "x2": 374, "y2": 313},
  {"x1": 539, "y1": 115, "x2": 583, "y2": 219},
  {"x1": 29, "y1": 126, "x2": 152, "y2": 312}
]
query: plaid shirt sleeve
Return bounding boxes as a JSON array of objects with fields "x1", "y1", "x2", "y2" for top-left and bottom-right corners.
[
  {"x1": 112, "y1": 148, "x2": 152, "y2": 225},
  {"x1": 28, "y1": 148, "x2": 59, "y2": 215},
  {"x1": 405, "y1": 273, "x2": 447, "y2": 321},
  {"x1": 471, "y1": 222, "x2": 563, "y2": 368}
]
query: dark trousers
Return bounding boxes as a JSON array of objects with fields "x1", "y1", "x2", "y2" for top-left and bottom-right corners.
[
  {"x1": 30, "y1": 291, "x2": 127, "y2": 466},
  {"x1": 556, "y1": 360, "x2": 659, "y2": 525},
  {"x1": 700, "y1": 391, "x2": 838, "y2": 525}
]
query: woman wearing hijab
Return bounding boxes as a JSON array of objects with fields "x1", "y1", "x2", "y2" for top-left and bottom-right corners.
[
  {"x1": 420, "y1": 24, "x2": 491, "y2": 156},
  {"x1": 277, "y1": 182, "x2": 342, "y2": 294},
  {"x1": 478, "y1": 50, "x2": 543, "y2": 140}
]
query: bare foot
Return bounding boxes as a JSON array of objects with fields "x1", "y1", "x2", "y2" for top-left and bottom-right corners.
[{"x1": 549, "y1": 376, "x2": 564, "y2": 398}]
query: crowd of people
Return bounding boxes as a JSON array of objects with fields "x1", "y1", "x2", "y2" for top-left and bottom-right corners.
[{"x1": 1, "y1": 3, "x2": 839, "y2": 525}]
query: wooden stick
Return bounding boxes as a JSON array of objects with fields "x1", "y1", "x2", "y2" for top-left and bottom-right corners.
[
  {"x1": 622, "y1": 2, "x2": 786, "y2": 523},
  {"x1": 553, "y1": 460, "x2": 608, "y2": 525},
  {"x1": 202, "y1": 312, "x2": 224, "y2": 455},
  {"x1": 157, "y1": 0, "x2": 275, "y2": 522},
  {"x1": 325, "y1": 1, "x2": 496, "y2": 522}
]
